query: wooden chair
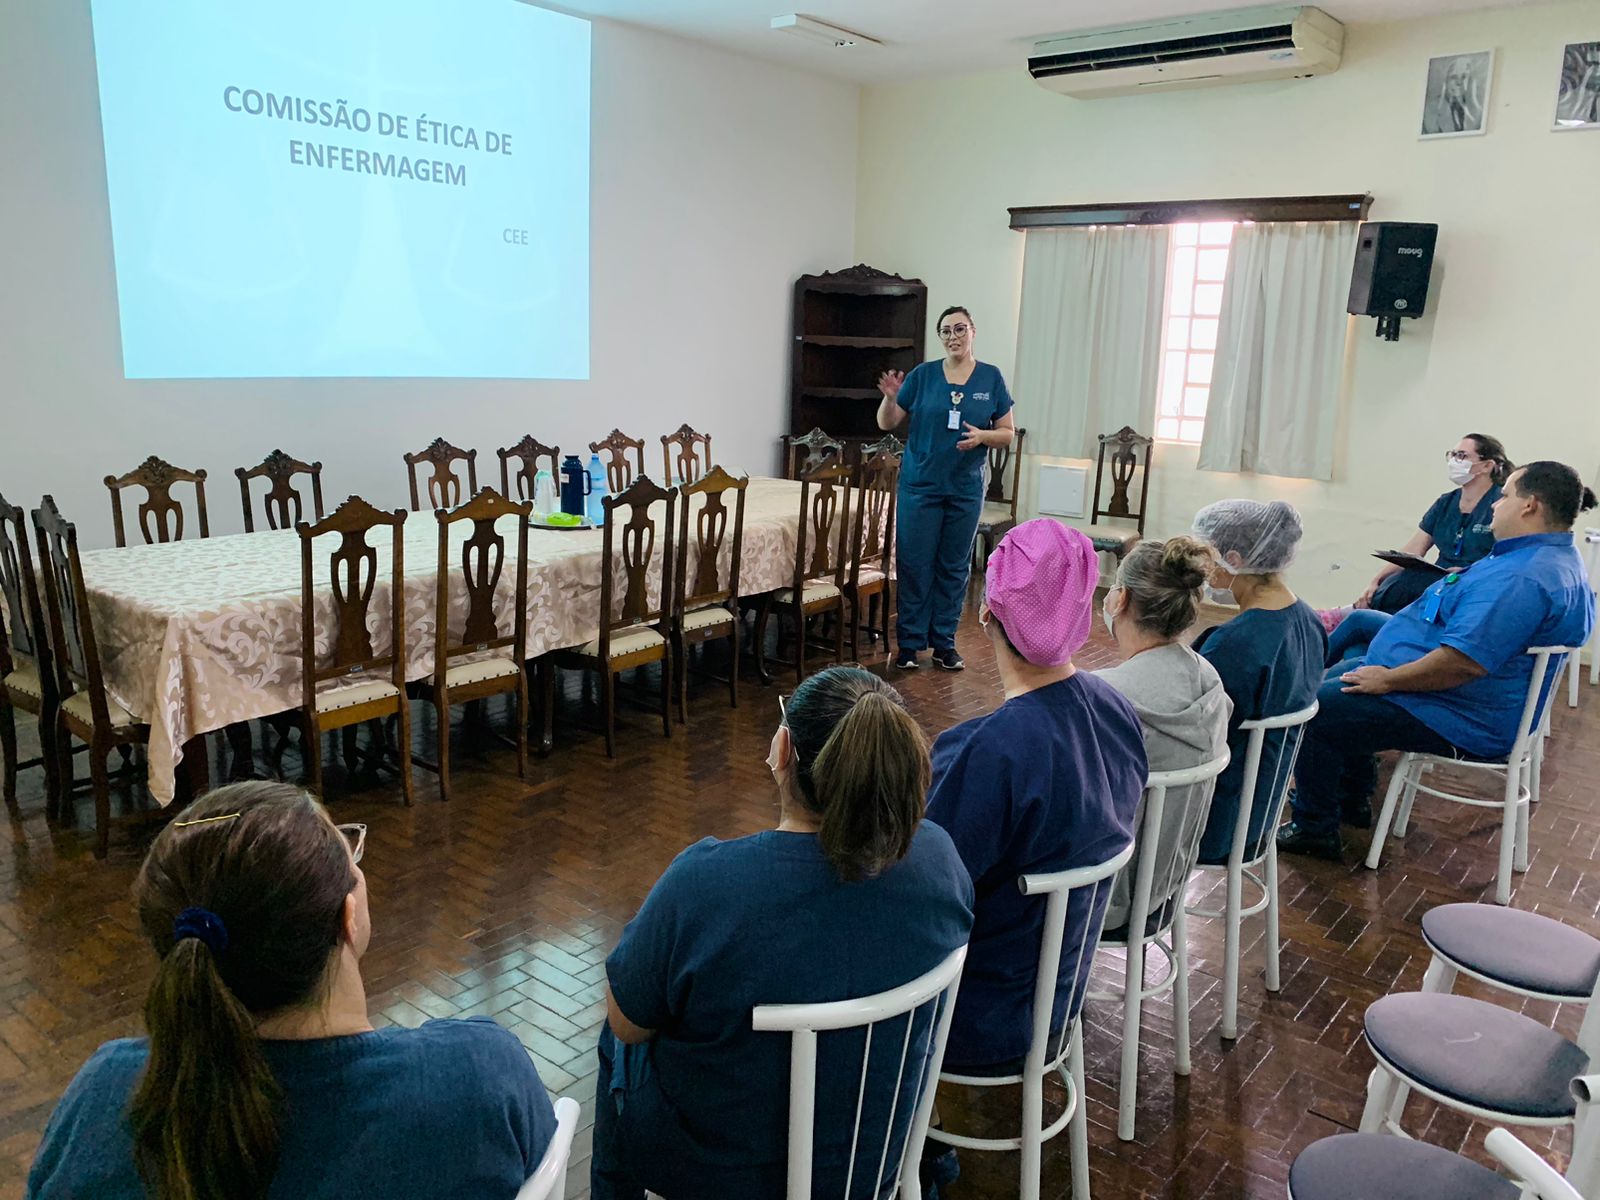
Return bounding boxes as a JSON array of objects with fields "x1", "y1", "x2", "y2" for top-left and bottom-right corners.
[
  {"x1": 754, "y1": 461, "x2": 852, "y2": 685},
  {"x1": 105, "y1": 455, "x2": 209, "y2": 547},
  {"x1": 539, "y1": 476, "x2": 675, "y2": 758},
  {"x1": 236, "y1": 449, "x2": 325, "y2": 533},
  {"x1": 660, "y1": 424, "x2": 712, "y2": 485},
  {"x1": 1075, "y1": 426, "x2": 1152, "y2": 559},
  {"x1": 844, "y1": 440, "x2": 900, "y2": 661},
  {"x1": 497, "y1": 435, "x2": 560, "y2": 504},
  {"x1": 589, "y1": 429, "x2": 647, "y2": 494},
  {"x1": 414, "y1": 488, "x2": 531, "y2": 801},
  {"x1": 33, "y1": 496, "x2": 151, "y2": 857},
  {"x1": 974, "y1": 426, "x2": 1027, "y2": 571},
  {"x1": 671, "y1": 466, "x2": 747, "y2": 723},
  {"x1": 296, "y1": 497, "x2": 414, "y2": 804},
  {"x1": 0, "y1": 493, "x2": 60, "y2": 814},
  {"x1": 781, "y1": 427, "x2": 844, "y2": 480},
  {"x1": 404, "y1": 438, "x2": 478, "y2": 512}
]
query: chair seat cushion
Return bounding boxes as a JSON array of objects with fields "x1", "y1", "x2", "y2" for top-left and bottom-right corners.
[
  {"x1": 443, "y1": 654, "x2": 522, "y2": 689},
  {"x1": 3, "y1": 665, "x2": 43, "y2": 703},
  {"x1": 1069, "y1": 522, "x2": 1141, "y2": 554},
  {"x1": 681, "y1": 605, "x2": 735, "y2": 634},
  {"x1": 978, "y1": 502, "x2": 1016, "y2": 531},
  {"x1": 1288, "y1": 1133, "x2": 1517, "y2": 1200},
  {"x1": 1422, "y1": 903, "x2": 1600, "y2": 1000},
  {"x1": 314, "y1": 678, "x2": 400, "y2": 714},
  {"x1": 1364, "y1": 992, "x2": 1587, "y2": 1119},
  {"x1": 853, "y1": 568, "x2": 886, "y2": 589},
  {"x1": 61, "y1": 688, "x2": 141, "y2": 731},
  {"x1": 774, "y1": 582, "x2": 841, "y2": 605},
  {"x1": 578, "y1": 626, "x2": 665, "y2": 659}
]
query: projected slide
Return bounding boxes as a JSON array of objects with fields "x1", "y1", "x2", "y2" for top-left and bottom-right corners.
[{"x1": 88, "y1": 0, "x2": 590, "y2": 380}]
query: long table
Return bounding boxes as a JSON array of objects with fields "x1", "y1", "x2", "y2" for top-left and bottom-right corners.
[{"x1": 77, "y1": 477, "x2": 805, "y2": 804}]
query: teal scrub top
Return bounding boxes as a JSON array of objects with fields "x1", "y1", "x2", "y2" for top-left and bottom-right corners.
[{"x1": 897, "y1": 360, "x2": 1013, "y2": 497}]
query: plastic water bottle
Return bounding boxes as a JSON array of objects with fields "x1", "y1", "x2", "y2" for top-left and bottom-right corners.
[
  {"x1": 586, "y1": 454, "x2": 606, "y2": 526},
  {"x1": 532, "y1": 469, "x2": 556, "y2": 519}
]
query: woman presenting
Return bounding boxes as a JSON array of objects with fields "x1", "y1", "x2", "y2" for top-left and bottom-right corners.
[{"x1": 876, "y1": 305, "x2": 1015, "y2": 671}]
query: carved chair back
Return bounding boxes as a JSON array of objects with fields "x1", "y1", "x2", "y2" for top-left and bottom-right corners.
[
  {"x1": 404, "y1": 439, "x2": 479, "y2": 512},
  {"x1": 105, "y1": 456, "x2": 209, "y2": 547},
  {"x1": 237, "y1": 449, "x2": 325, "y2": 533}
]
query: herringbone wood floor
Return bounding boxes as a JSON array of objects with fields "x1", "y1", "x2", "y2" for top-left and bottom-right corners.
[{"x1": 2, "y1": 601, "x2": 1596, "y2": 1199}]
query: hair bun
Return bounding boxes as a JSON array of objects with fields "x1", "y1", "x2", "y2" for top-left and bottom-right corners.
[
  {"x1": 1158, "y1": 534, "x2": 1212, "y2": 591},
  {"x1": 1582, "y1": 486, "x2": 1598, "y2": 514}
]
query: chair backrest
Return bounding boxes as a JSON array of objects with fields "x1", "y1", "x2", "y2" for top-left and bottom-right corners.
[
  {"x1": 1091, "y1": 427, "x2": 1153, "y2": 535},
  {"x1": 598, "y1": 476, "x2": 676, "y2": 651},
  {"x1": 784, "y1": 427, "x2": 845, "y2": 480},
  {"x1": 434, "y1": 488, "x2": 530, "y2": 680},
  {"x1": 1227, "y1": 703, "x2": 1319, "y2": 871},
  {"x1": 0, "y1": 492, "x2": 52, "y2": 689},
  {"x1": 1114, "y1": 751, "x2": 1232, "y2": 942},
  {"x1": 404, "y1": 438, "x2": 478, "y2": 513},
  {"x1": 661, "y1": 423, "x2": 713, "y2": 486},
  {"x1": 514, "y1": 1096, "x2": 582, "y2": 1200},
  {"x1": 1017, "y1": 842, "x2": 1136, "y2": 1078},
  {"x1": 296, "y1": 497, "x2": 408, "y2": 708},
  {"x1": 751, "y1": 944, "x2": 968, "y2": 1200},
  {"x1": 1487, "y1": 1126, "x2": 1588, "y2": 1200},
  {"x1": 794, "y1": 462, "x2": 855, "y2": 594},
  {"x1": 105, "y1": 455, "x2": 209, "y2": 547},
  {"x1": 1517, "y1": 647, "x2": 1578, "y2": 762},
  {"x1": 32, "y1": 497, "x2": 107, "y2": 720},
  {"x1": 497, "y1": 435, "x2": 561, "y2": 505},
  {"x1": 675, "y1": 465, "x2": 748, "y2": 617},
  {"x1": 590, "y1": 429, "x2": 648, "y2": 494},
  {"x1": 851, "y1": 447, "x2": 901, "y2": 585},
  {"x1": 983, "y1": 427, "x2": 1027, "y2": 518},
  {"x1": 236, "y1": 449, "x2": 325, "y2": 533}
]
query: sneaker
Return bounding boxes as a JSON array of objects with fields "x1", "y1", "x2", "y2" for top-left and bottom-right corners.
[
  {"x1": 932, "y1": 648, "x2": 965, "y2": 672},
  {"x1": 1276, "y1": 821, "x2": 1343, "y2": 861},
  {"x1": 894, "y1": 648, "x2": 920, "y2": 670}
]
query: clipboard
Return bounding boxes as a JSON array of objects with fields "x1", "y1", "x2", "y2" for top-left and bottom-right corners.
[{"x1": 1372, "y1": 551, "x2": 1454, "y2": 577}]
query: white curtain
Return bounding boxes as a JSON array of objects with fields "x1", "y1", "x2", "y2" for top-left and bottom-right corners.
[
  {"x1": 1197, "y1": 221, "x2": 1358, "y2": 481},
  {"x1": 1014, "y1": 225, "x2": 1169, "y2": 459}
]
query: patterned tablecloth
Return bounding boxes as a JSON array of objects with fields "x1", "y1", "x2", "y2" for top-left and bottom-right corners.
[{"x1": 77, "y1": 477, "x2": 805, "y2": 804}]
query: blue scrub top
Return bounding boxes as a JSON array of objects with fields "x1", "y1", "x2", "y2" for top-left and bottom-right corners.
[
  {"x1": 604, "y1": 826, "x2": 973, "y2": 1196},
  {"x1": 925, "y1": 674, "x2": 1145, "y2": 1069},
  {"x1": 1368, "y1": 531, "x2": 1596, "y2": 757},
  {"x1": 1420, "y1": 486, "x2": 1501, "y2": 569},
  {"x1": 897, "y1": 359, "x2": 1013, "y2": 497}
]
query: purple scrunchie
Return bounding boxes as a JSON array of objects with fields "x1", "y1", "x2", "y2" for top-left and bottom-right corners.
[{"x1": 172, "y1": 906, "x2": 229, "y2": 955}]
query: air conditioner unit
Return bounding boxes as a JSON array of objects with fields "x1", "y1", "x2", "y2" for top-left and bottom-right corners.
[{"x1": 1029, "y1": 4, "x2": 1344, "y2": 99}]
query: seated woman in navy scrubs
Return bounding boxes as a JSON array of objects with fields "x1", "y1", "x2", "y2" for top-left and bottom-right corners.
[
  {"x1": 1190, "y1": 500, "x2": 1328, "y2": 864},
  {"x1": 1353, "y1": 433, "x2": 1511, "y2": 615},
  {"x1": 28, "y1": 783, "x2": 556, "y2": 1200},
  {"x1": 592, "y1": 667, "x2": 974, "y2": 1200}
]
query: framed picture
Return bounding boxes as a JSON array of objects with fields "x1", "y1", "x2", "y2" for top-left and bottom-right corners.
[
  {"x1": 1553, "y1": 41, "x2": 1600, "y2": 130},
  {"x1": 1419, "y1": 50, "x2": 1494, "y2": 139}
]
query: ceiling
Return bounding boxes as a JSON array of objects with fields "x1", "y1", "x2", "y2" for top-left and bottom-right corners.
[{"x1": 552, "y1": 0, "x2": 1536, "y2": 81}]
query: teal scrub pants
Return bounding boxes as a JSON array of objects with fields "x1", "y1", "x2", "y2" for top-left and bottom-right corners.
[{"x1": 896, "y1": 487, "x2": 984, "y2": 653}]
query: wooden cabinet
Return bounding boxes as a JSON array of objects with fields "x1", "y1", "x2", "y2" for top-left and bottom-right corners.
[{"x1": 789, "y1": 265, "x2": 926, "y2": 454}]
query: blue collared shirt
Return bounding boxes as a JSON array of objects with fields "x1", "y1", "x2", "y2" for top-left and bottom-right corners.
[{"x1": 1368, "y1": 531, "x2": 1596, "y2": 756}]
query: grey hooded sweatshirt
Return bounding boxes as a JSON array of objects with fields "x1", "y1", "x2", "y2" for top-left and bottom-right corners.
[{"x1": 1094, "y1": 642, "x2": 1233, "y2": 932}]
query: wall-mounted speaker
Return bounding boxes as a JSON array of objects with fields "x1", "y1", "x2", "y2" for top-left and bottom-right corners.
[{"x1": 1347, "y1": 221, "x2": 1438, "y2": 340}]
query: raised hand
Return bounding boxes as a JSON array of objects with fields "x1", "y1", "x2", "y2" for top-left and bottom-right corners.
[{"x1": 877, "y1": 370, "x2": 905, "y2": 402}]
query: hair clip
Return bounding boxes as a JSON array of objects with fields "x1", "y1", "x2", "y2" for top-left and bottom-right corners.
[{"x1": 172, "y1": 812, "x2": 242, "y2": 828}]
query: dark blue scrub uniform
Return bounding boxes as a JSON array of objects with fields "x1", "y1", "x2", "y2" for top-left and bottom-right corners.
[
  {"x1": 1372, "y1": 485, "x2": 1501, "y2": 613},
  {"x1": 895, "y1": 360, "x2": 1014, "y2": 653}
]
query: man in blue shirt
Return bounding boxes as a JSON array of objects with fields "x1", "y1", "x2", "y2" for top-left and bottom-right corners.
[{"x1": 1279, "y1": 461, "x2": 1597, "y2": 860}]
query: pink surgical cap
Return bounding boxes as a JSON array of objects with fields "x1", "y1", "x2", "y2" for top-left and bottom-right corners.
[{"x1": 984, "y1": 519, "x2": 1099, "y2": 667}]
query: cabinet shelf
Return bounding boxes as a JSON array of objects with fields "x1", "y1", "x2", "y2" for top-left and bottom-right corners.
[
  {"x1": 800, "y1": 335, "x2": 917, "y2": 349},
  {"x1": 802, "y1": 387, "x2": 881, "y2": 400}
]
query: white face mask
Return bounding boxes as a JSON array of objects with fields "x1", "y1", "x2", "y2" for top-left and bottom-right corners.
[
  {"x1": 1206, "y1": 584, "x2": 1236, "y2": 606},
  {"x1": 1101, "y1": 587, "x2": 1121, "y2": 639},
  {"x1": 1447, "y1": 458, "x2": 1475, "y2": 487}
]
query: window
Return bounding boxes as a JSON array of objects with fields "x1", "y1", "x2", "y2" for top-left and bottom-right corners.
[{"x1": 1154, "y1": 221, "x2": 1235, "y2": 445}]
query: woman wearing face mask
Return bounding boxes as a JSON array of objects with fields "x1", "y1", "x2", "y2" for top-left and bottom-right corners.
[
  {"x1": 876, "y1": 305, "x2": 1016, "y2": 672},
  {"x1": 591, "y1": 666, "x2": 973, "y2": 1200},
  {"x1": 1094, "y1": 536, "x2": 1233, "y2": 931},
  {"x1": 1353, "y1": 433, "x2": 1511, "y2": 614},
  {"x1": 1189, "y1": 500, "x2": 1327, "y2": 862},
  {"x1": 27, "y1": 782, "x2": 556, "y2": 1200}
]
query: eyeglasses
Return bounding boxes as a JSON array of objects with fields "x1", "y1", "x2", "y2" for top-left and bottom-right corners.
[
  {"x1": 938, "y1": 324, "x2": 970, "y2": 338},
  {"x1": 1444, "y1": 450, "x2": 1479, "y2": 462},
  {"x1": 336, "y1": 823, "x2": 367, "y2": 865}
]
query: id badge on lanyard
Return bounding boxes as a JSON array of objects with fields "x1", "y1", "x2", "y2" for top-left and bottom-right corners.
[
  {"x1": 1420, "y1": 572, "x2": 1460, "y2": 624},
  {"x1": 948, "y1": 389, "x2": 964, "y2": 432}
]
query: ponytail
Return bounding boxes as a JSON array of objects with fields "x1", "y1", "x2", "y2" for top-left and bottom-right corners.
[
  {"x1": 783, "y1": 667, "x2": 929, "y2": 882},
  {"x1": 1466, "y1": 433, "x2": 1512, "y2": 486}
]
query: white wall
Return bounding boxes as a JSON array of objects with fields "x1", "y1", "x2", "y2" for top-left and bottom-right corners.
[
  {"x1": 0, "y1": 4, "x2": 858, "y2": 548},
  {"x1": 856, "y1": 1, "x2": 1600, "y2": 605}
]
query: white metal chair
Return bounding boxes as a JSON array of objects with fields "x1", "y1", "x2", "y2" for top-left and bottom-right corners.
[
  {"x1": 516, "y1": 1096, "x2": 581, "y2": 1200},
  {"x1": 1090, "y1": 752, "x2": 1230, "y2": 1141},
  {"x1": 1290, "y1": 1117, "x2": 1600, "y2": 1200},
  {"x1": 1365, "y1": 647, "x2": 1576, "y2": 906},
  {"x1": 927, "y1": 841, "x2": 1135, "y2": 1200},
  {"x1": 750, "y1": 944, "x2": 967, "y2": 1200},
  {"x1": 1185, "y1": 703, "x2": 1318, "y2": 1041},
  {"x1": 1575, "y1": 528, "x2": 1599, "y2": 706}
]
